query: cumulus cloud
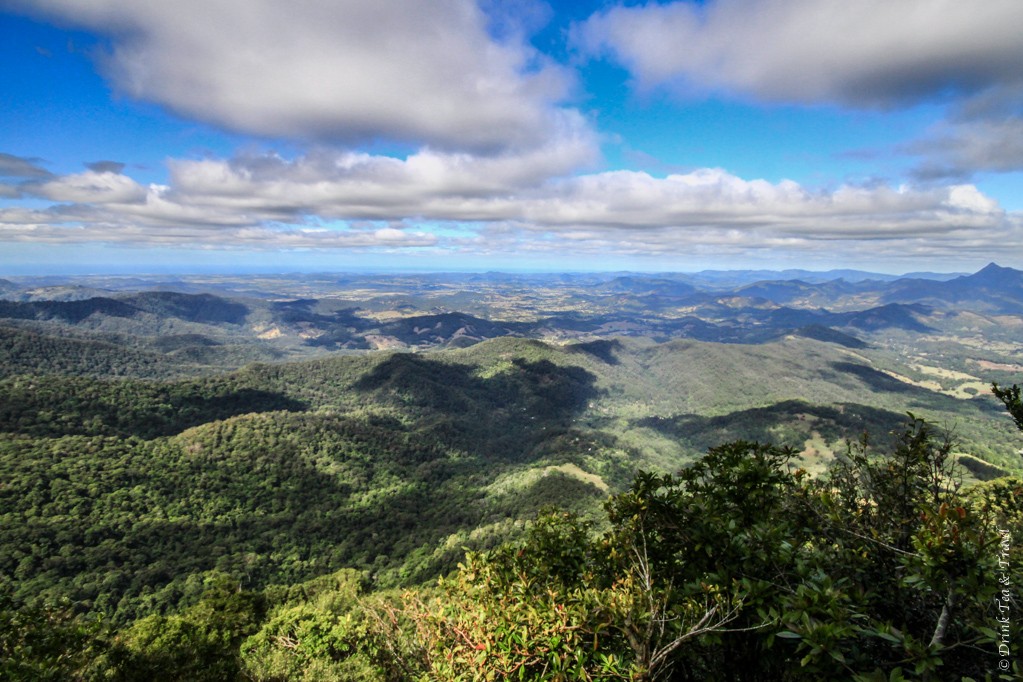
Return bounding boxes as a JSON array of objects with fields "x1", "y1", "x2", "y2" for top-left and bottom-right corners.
[
  {"x1": 26, "y1": 169, "x2": 149, "y2": 205},
  {"x1": 11, "y1": 0, "x2": 581, "y2": 153},
  {"x1": 164, "y1": 123, "x2": 597, "y2": 220},
  {"x1": 0, "y1": 153, "x2": 53, "y2": 199},
  {"x1": 3, "y1": 146, "x2": 1019, "y2": 267},
  {"x1": 574, "y1": 0, "x2": 1023, "y2": 179},
  {"x1": 573, "y1": 0, "x2": 1023, "y2": 107},
  {"x1": 518, "y1": 170, "x2": 1013, "y2": 249}
]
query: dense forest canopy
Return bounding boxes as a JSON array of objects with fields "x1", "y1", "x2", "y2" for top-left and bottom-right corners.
[
  {"x1": 1, "y1": 269, "x2": 1021, "y2": 679},
  {"x1": 2, "y1": 409, "x2": 1020, "y2": 680}
]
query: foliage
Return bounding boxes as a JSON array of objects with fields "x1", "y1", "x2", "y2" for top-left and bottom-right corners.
[
  {"x1": 992, "y1": 383, "x2": 1023, "y2": 432},
  {"x1": 106, "y1": 572, "x2": 262, "y2": 681},
  {"x1": 1, "y1": 331, "x2": 1021, "y2": 679},
  {"x1": 241, "y1": 570, "x2": 379, "y2": 682},
  {"x1": 779, "y1": 418, "x2": 1016, "y2": 680},
  {"x1": 0, "y1": 578, "x2": 109, "y2": 681},
  {"x1": 0, "y1": 351, "x2": 611, "y2": 625},
  {"x1": 2, "y1": 409, "x2": 1020, "y2": 680},
  {"x1": 364, "y1": 419, "x2": 1021, "y2": 681},
  {"x1": 0, "y1": 325, "x2": 206, "y2": 380},
  {"x1": 366, "y1": 510, "x2": 737, "y2": 681}
]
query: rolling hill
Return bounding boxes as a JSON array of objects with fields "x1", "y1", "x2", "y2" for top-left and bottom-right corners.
[{"x1": 1, "y1": 265, "x2": 1021, "y2": 631}]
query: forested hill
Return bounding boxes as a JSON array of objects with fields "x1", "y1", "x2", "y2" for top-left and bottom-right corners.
[
  {"x1": 2, "y1": 335, "x2": 1020, "y2": 631},
  {"x1": 0, "y1": 339, "x2": 617, "y2": 627},
  {"x1": 0, "y1": 355, "x2": 1020, "y2": 680},
  {"x1": 2, "y1": 266, "x2": 1022, "y2": 678}
]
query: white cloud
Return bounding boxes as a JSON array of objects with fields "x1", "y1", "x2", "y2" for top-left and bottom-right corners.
[
  {"x1": 574, "y1": 1, "x2": 1023, "y2": 178},
  {"x1": 12, "y1": 0, "x2": 580, "y2": 153},
  {"x1": 517, "y1": 169, "x2": 1008, "y2": 241},
  {"x1": 944, "y1": 184, "x2": 1001, "y2": 213},
  {"x1": 163, "y1": 131, "x2": 597, "y2": 221},
  {"x1": 573, "y1": 0, "x2": 1023, "y2": 107},
  {"x1": 30, "y1": 170, "x2": 148, "y2": 204},
  {"x1": 4, "y1": 148, "x2": 1019, "y2": 268}
]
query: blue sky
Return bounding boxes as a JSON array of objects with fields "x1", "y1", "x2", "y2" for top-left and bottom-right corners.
[{"x1": 1, "y1": 0, "x2": 1022, "y2": 275}]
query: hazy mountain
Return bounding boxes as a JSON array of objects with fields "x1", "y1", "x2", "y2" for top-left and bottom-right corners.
[
  {"x1": 597, "y1": 276, "x2": 698, "y2": 297},
  {"x1": 840, "y1": 303, "x2": 934, "y2": 332},
  {"x1": 883, "y1": 263, "x2": 1023, "y2": 313},
  {"x1": 789, "y1": 324, "x2": 867, "y2": 348},
  {"x1": 676, "y1": 268, "x2": 962, "y2": 289},
  {"x1": 0, "y1": 278, "x2": 19, "y2": 296},
  {"x1": 735, "y1": 278, "x2": 870, "y2": 306},
  {"x1": 0, "y1": 262, "x2": 1017, "y2": 378},
  {"x1": 14, "y1": 285, "x2": 116, "y2": 301}
]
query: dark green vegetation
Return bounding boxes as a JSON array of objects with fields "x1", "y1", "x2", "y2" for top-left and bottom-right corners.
[
  {"x1": 1, "y1": 265, "x2": 1022, "y2": 679},
  {"x1": 2, "y1": 414, "x2": 1021, "y2": 680},
  {"x1": 0, "y1": 343, "x2": 625, "y2": 627}
]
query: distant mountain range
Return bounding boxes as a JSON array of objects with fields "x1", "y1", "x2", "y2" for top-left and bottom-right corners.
[
  {"x1": 880, "y1": 262, "x2": 1023, "y2": 313},
  {"x1": 671, "y1": 267, "x2": 967, "y2": 288},
  {"x1": 0, "y1": 263, "x2": 1019, "y2": 376}
]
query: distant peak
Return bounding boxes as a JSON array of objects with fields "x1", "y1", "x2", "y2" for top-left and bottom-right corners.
[
  {"x1": 970, "y1": 262, "x2": 1020, "y2": 279},
  {"x1": 960, "y1": 262, "x2": 1021, "y2": 288}
]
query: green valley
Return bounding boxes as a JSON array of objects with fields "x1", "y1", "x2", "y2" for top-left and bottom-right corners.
[{"x1": 1, "y1": 265, "x2": 1021, "y2": 680}]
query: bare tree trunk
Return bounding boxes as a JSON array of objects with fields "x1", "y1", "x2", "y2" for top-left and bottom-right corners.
[
  {"x1": 929, "y1": 587, "x2": 956, "y2": 649},
  {"x1": 624, "y1": 532, "x2": 741, "y2": 681}
]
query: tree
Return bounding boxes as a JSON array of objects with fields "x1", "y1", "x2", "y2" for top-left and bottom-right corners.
[
  {"x1": 115, "y1": 572, "x2": 263, "y2": 681},
  {"x1": 364, "y1": 508, "x2": 738, "y2": 681},
  {"x1": 0, "y1": 579, "x2": 109, "y2": 681},
  {"x1": 240, "y1": 569, "x2": 378, "y2": 682},
  {"x1": 992, "y1": 383, "x2": 1023, "y2": 432},
  {"x1": 780, "y1": 417, "x2": 1017, "y2": 680},
  {"x1": 601, "y1": 442, "x2": 804, "y2": 680}
]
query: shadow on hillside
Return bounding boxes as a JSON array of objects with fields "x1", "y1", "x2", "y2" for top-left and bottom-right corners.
[
  {"x1": 127, "y1": 292, "x2": 251, "y2": 325},
  {"x1": 0, "y1": 293, "x2": 252, "y2": 325},
  {"x1": 354, "y1": 353, "x2": 600, "y2": 460},
  {"x1": 0, "y1": 381, "x2": 308, "y2": 439},
  {"x1": 568, "y1": 339, "x2": 622, "y2": 364},
  {"x1": 830, "y1": 362, "x2": 918, "y2": 393},
  {"x1": 81, "y1": 435, "x2": 592, "y2": 622},
  {"x1": 145, "y1": 388, "x2": 308, "y2": 438},
  {"x1": 637, "y1": 399, "x2": 913, "y2": 453},
  {"x1": 0, "y1": 298, "x2": 138, "y2": 324},
  {"x1": 829, "y1": 361, "x2": 973, "y2": 412}
]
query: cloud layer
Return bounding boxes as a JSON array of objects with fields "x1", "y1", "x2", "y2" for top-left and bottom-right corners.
[
  {"x1": 2, "y1": 150, "x2": 1018, "y2": 267},
  {"x1": 3, "y1": 1, "x2": 1022, "y2": 269},
  {"x1": 574, "y1": 0, "x2": 1023, "y2": 107},
  {"x1": 576, "y1": 0, "x2": 1023, "y2": 176},
  {"x1": 13, "y1": 0, "x2": 580, "y2": 153}
]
